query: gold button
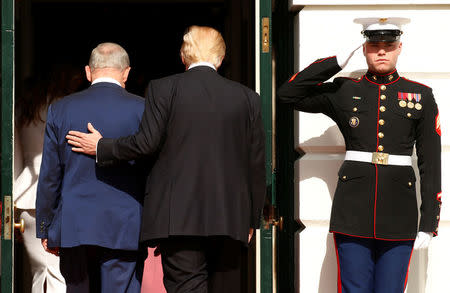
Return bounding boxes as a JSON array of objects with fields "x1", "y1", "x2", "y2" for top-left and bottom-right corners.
[
  {"x1": 373, "y1": 76, "x2": 377, "y2": 80},
  {"x1": 407, "y1": 113, "x2": 412, "y2": 118},
  {"x1": 437, "y1": 216, "x2": 440, "y2": 220},
  {"x1": 408, "y1": 182, "x2": 412, "y2": 187},
  {"x1": 353, "y1": 107, "x2": 358, "y2": 112},
  {"x1": 380, "y1": 106, "x2": 386, "y2": 112},
  {"x1": 378, "y1": 145, "x2": 384, "y2": 151},
  {"x1": 379, "y1": 119, "x2": 385, "y2": 126},
  {"x1": 342, "y1": 176, "x2": 347, "y2": 180},
  {"x1": 378, "y1": 132, "x2": 384, "y2": 138},
  {"x1": 380, "y1": 94, "x2": 386, "y2": 100},
  {"x1": 380, "y1": 85, "x2": 386, "y2": 91},
  {"x1": 389, "y1": 75, "x2": 393, "y2": 81}
]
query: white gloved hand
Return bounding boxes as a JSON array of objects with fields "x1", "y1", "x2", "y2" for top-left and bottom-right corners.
[
  {"x1": 336, "y1": 41, "x2": 365, "y2": 69},
  {"x1": 413, "y1": 231, "x2": 433, "y2": 250}
]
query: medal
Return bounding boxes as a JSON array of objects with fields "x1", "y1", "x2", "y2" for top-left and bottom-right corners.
[
  {"x1": 349, "y1": 117, "x2": 360, "y2": 128},
  {"x1": 407, "y1": 102, "x2": 414, "y2": 108},
  {"x1": 399, "y1": 100, "x2": 407, "y2": 108},
  {"x1": 415, "y1": 103, "x2": 422, "y2": 110},
  {"x1": 415, "y1": 93, "x2": 422, "y2": 102}
]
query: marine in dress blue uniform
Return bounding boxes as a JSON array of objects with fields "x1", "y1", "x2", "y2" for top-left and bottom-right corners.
[{"x1": 278, "y1": 18, "x2": 441, "y2": 293}]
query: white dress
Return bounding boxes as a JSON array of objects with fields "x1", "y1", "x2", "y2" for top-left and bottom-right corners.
[{"x1": 14, "y1": 108, "x2": 66, "y2": 293}]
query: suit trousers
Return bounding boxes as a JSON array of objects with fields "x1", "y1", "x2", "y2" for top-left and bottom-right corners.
[
  {"x1": 158, "y1": 236, "x2": 246, "y2": 293},
  {"x1": 59, "y1": 245, "x2": 145, "y2": 293},
  {"x1": 333, "y1": 233, "x2": 414, "y2": 293}
]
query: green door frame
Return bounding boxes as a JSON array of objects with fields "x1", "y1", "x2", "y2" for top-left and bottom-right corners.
[
  {"x1": 259, "y1": 0, "x2": 303, "y2": 292},
  {"x1": 2, "y1": 0, "x2": 15, "y2": 292}
]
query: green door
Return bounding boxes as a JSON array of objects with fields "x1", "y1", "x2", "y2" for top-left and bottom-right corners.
[
  {"x1": 2, "y1": 0, "x2": 15, "y2": 292},
  {"x1": 257, "y1": 1, "x2": 275, "y2": 291},
  {"x1": 258, "y1": 0, "x2": 303, "y2": 292}
]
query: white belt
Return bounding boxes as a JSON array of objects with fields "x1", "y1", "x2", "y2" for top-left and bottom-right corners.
[{"x1": 345, "y1": 150, "x2": 412, "y2": 166}]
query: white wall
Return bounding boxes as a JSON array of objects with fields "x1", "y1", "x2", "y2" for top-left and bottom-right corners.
[{"x1": 290, "y1": 4, "x2": 450, "y2": 293}]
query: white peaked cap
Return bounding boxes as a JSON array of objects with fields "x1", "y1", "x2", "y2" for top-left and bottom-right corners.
[{"x1": 354, "y1": 17, "x2": 410, "y2": 32}]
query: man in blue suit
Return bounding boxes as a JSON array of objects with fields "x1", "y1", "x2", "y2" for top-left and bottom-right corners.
[{"x1": 36, "y1": 42, "x2": 147, "y2": 293}]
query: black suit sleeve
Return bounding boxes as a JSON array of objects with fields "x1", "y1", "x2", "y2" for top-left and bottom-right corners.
[
  {"x1": 98, "y1": 80, "x2": 172, "y2": 166},
  {"x1": 415, "y1": 89, "x2": 442, "y2": 235},
  {"x1": 249, "y1": 92, "x2": 266, "y2": 228},
  {"x1": 277, "y1": 56, "x2": 342, "y2": 117}
]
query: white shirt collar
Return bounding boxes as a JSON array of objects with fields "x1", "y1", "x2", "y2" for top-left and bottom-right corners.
[
  {"x1": 188, "y1": 62, "x2": 216, "y2": 71},
  {"x1": 91, "y1": 77, "x2": 122, "y2": 87}
]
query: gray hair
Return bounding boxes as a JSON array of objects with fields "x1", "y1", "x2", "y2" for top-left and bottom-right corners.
[{"x1": 89, "y1": 42, "x2": 130, "y2": 71}]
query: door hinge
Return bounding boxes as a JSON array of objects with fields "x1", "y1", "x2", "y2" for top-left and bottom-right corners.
[
  {"x1": 262, "y1": 17, "x2": 270, "y2": 53},
  {"x1": 4, "y1": 195, "x2": 12, "y2": 240}
]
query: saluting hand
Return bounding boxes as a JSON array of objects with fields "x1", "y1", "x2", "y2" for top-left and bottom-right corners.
[
  {"x1": 336, "y1": 41, "x2": 365, "y2": 69},
  {"x1": 66, "y1": 122, "x2": 102, "y2": 156}
]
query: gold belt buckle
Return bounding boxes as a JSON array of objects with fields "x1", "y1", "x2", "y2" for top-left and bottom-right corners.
[{"x1": 372, "y1": 152, "x2": 389, "y2": 165}]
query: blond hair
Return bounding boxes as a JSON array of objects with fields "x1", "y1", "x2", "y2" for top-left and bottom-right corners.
[
  {"x1": 89, "y1": 42, "x2": 130, "y2": 71},
  {"x1": 180, "y1": 26, "x2": 226, "y2": 68}
]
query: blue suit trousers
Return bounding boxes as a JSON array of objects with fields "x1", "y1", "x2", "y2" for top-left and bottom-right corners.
[{"x1": 60, "y1": 245, "x2": 146, "y2": 293}]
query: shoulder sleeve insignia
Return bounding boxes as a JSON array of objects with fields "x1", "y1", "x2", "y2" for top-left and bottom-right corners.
[{"x1": 436, "y1": 111, "x2": 441, "y2": 136}]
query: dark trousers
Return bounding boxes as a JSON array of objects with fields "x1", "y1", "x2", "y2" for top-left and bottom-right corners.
[
  {"x1": 60, "y1": 245, "x2": 145, "y2": 293},
  {"x1": 334, "y1": 233, "x2": 414, "y2": 293},
  {"x1": 158, "y1": 236, "x2": 245, "y2": 293}
]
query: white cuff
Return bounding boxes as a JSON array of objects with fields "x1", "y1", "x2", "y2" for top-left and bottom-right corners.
[
  {"x1": 95, "y1": 140, "x2": 99, "y2": 163},
  {"x1": 413, "y1": 231, "x2": 433, "y2": 250}
]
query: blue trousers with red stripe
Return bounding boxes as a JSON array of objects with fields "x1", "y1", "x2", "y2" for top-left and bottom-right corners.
[{"x1": 333, "y1": 233, "x2": 414, "y2": 293}]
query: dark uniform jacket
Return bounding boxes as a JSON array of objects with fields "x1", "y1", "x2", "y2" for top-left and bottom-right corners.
[
  {"x1": 97, "y1": 66, "x2": 266, "y2": 245},
  {"x1": 278, "y1": 56, "x2": 441, "y2": 240}
]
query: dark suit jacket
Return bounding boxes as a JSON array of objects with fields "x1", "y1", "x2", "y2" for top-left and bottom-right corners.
[
  {"x1": 36, "y1": 82, "x2": 147, "y2": 250},
  {"x1": 98, "y1": 66, "x2": 266, "y2": 244}
]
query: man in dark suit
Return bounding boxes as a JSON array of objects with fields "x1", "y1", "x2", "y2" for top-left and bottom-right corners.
[
  {"x1": 66, "y1": 26, "x2": 266, "y2": 293},
  {"x1": 36, "y1": 42, "x2": 147, "y2": 293}
]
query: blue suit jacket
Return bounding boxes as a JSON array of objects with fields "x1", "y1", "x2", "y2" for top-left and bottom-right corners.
[{"x1": 36, "y1": 82, "x2": 146, "y2": 250}]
